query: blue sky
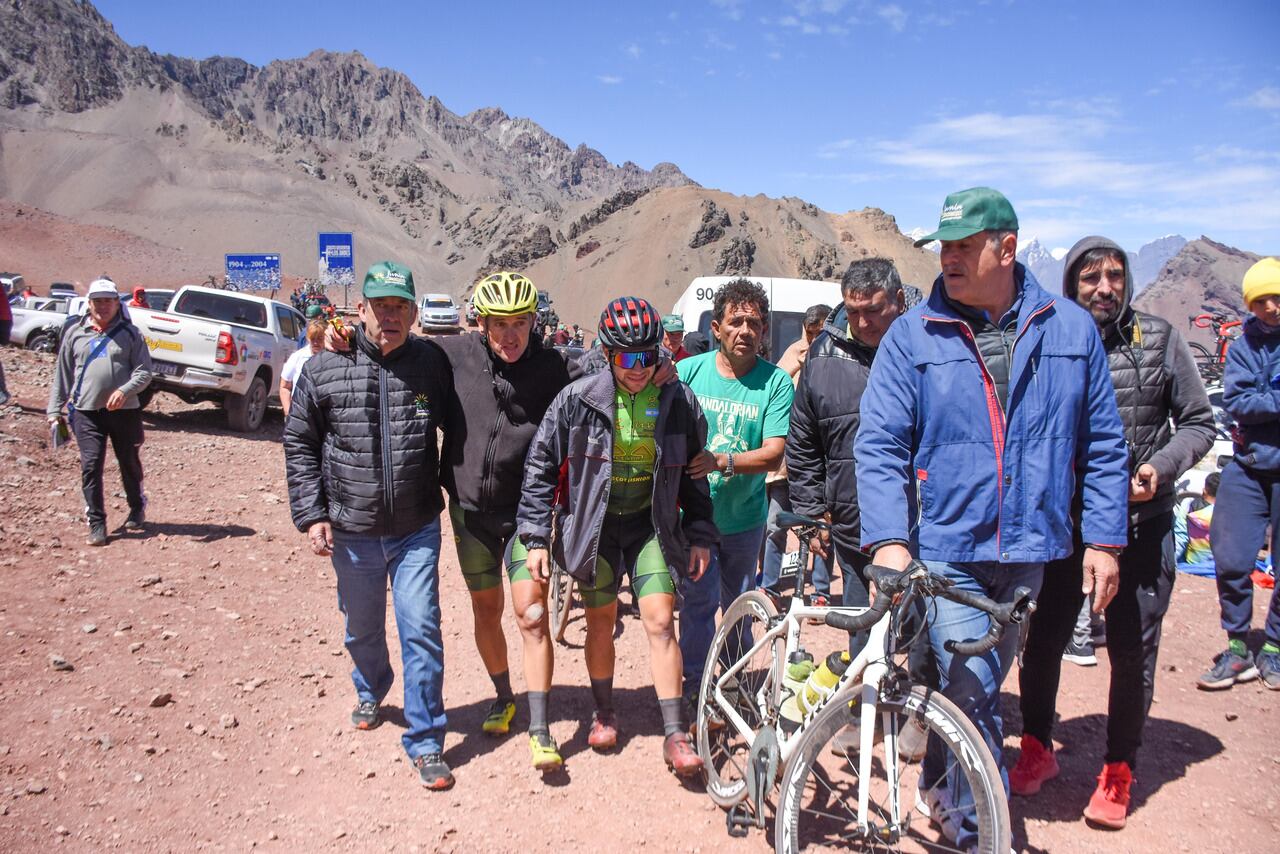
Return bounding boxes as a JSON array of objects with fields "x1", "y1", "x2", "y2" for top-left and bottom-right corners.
[{"x1": 97, "y1": 0, "x2": 1280, "y2": 253}]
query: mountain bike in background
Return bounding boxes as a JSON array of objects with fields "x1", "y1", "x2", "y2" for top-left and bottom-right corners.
[
  {"x1": 696, "y1": 511, "x2": 1035, "y2": 853},
  {"x1": 1189, "y1": 312, "x2": 1242, "y2": 384}
]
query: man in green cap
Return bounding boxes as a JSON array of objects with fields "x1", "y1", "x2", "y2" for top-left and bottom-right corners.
[
  {"x1": 855, "y1": 188, "x2": 1129, "y2": 848},
  {"x1": 661, "y1": 314, "x2": 690, "y2": 362},
  {"x1": 284, "y1": 261, "x2": 459, "y2": 790}
]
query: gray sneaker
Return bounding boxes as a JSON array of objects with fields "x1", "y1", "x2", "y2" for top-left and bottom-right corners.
[
  {"x1": 1197, "y1": 648, "x2": 1258, "y2": 690},
  {"x1": 350, "y1": 699, "x2": 380, "y2": 730},
  {"x1": 1257, "y1": 650, "x2": 1280, "y2": 690},
  {"x1": 1062, "y1": 639, "x2": 1097, "y2": 667}
]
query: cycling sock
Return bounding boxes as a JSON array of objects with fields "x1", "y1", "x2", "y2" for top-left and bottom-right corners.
[
  {"x1": 490, "y1": 670, "x2": 514, "y2": 702},
  {"x1": 527, "y1": 691, "x2": 549, "y2": 736},
  {"x1": 658, "y1": 697, "x2": 685, "y2": 737},
  {"x1": 1228, "y1": 637, "x2": 1248, "y2": 657},
  {"x1": 1262, "y1": 641, "x2": 1280, "y2": 655},
  {"x1": 590, "y1": 677, "x2": 614, "y2": 714}
]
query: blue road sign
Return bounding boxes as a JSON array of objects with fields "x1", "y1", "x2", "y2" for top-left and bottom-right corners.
[
  {"x1": 318, "y1": 233, "x2": 354, "y2": 287},
  {"x1": 225, "y1": 253, "x2": 281, "y2": 292}
]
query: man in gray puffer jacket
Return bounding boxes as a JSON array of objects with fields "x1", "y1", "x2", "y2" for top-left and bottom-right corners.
[
  {"x1": 284, "y1": 261, "x2": 457, "y2": 791},
  {"x1": 1011, "y1": 236, "x2": 1215, "y2": 829}
]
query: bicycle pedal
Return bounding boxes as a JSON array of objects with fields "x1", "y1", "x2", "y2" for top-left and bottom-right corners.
[{"x1": 725, "y1": 802, "x2": 755, "y2": 837}]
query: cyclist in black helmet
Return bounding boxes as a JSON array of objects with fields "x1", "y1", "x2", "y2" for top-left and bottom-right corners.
[{"x1": 518, "y1": 296, "x2": 718, "y2": 777}]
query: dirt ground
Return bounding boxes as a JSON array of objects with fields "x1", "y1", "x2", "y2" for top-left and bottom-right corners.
[{"x1": 0, "y1": 345, "x2": 1275, "y2": 853}]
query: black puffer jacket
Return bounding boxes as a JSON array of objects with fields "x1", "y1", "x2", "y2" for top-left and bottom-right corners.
[
  {"x1": 785, "y1": 306, "x2": 878, "y2": 553},
  {"x1": 284, "y1": 326, "x2": 453, "y2": 536},
  {"x1": 437, "y1": 332, "x2": 581, "y2": 517},
  {"x1": 1062, "y1": 236, "x2": 1215, "y2": 524}
]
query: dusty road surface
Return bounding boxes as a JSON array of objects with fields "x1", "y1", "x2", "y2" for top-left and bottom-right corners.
[{"x1": 0, "y1": 346, "x2": 1275, "y2": 852}]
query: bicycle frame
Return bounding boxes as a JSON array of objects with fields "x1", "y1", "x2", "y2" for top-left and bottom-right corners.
[{"x1": 708, "y1": 583, "x2": 904, "y2": 836}]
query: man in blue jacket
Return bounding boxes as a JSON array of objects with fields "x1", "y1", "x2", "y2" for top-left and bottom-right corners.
[{"x1": 855, "y1": 188, "x2": 1129, "y2": 849}]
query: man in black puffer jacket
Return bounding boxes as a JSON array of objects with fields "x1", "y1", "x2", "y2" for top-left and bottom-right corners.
[
  {"x1": 1011, "y1": 236, "x2": 1215, "y2": 829},
  {"x1": 284, "y1": 261, "x2": 457, "y2": 791},
  {"x1": 785, "y1": 259, "x2": 905, "y2": 616}
]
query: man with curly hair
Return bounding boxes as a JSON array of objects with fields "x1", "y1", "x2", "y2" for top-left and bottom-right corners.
[{"x1": 676, "y1": 278, "x2": 794, "y2": 698}]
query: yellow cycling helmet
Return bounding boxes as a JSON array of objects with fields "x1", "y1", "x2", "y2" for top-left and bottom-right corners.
[{"x1": 472, "y1": 271, "x2": 538, "y2": 317}]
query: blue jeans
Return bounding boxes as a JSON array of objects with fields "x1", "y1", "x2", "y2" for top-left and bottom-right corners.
[
  {"x1": 1210, "y1": 462, "x2": 1280, "y2": 643},
  {"x1": 331, "y1": 518, "x2": 447, "y2": 759},
  {"x1": 680, "y1": 525, "x2": 766, "y2": 688},
  {"x1": 760, "y1": 483, "x2": 832, "y2": 595},
  {"x1": 921, "y1": 560, "x2": 1043, "y2": 849}
]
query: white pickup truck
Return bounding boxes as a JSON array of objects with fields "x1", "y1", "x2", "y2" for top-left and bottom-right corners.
[{"x1": 130, "y1": 286, "x2": 305, "y2": 432}]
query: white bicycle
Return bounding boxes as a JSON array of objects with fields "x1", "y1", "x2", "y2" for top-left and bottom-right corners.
[{"x1": 695, "y1": 512, "x2": 1034, "y2": 853}]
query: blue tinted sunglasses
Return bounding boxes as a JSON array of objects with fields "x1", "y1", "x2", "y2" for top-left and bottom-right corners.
[{"x1": 610, "y1": 350, "x2": 659, "y2": 369}]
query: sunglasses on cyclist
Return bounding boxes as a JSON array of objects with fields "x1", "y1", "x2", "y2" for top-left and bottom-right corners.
[{"x1": 609, "y1": 350, "x2": 659, "y2": 369}]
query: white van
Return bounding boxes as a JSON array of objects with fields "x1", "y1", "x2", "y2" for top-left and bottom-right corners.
[{"x1": 669, "y1": 276, "x2": 842, "y2": 359}]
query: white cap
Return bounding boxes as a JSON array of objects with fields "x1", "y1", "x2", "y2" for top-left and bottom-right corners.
[{"x1": 86, "y1": 278, "x2": 118, "y2": 298}]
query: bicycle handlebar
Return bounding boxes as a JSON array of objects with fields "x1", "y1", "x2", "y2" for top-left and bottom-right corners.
[{"x1": 824, "y1": 561, "x2": 1036, "y2": 657}]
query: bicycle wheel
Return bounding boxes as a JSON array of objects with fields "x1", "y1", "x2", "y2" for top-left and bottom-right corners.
[
  {"x1": 1188, "y1": 342, "x2": 1219, "y2": 384},
  {"x1": 775, "y1": 682, "x2": 1010, "y2": 853},
  {"x1": 696, "y1": 589, "x2": 782, "y2": 807},
  {"x1": 549, "y1": 564, "x2": 574, "y2": 643}
]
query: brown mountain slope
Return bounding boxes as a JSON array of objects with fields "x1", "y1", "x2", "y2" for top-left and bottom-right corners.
[
  {"x1": 0, "y1": 0, "x2": 940, "y2": 325},
  {"x1": 1133, "y1": 237, "x2": 1261, "y2": 348}
]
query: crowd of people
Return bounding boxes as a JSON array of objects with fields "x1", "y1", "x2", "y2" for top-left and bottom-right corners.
[
  {"x1": 274, "y1": 188, "x2": 1278, "y2": 845},
  {"x1": 16, "y1": 185, "x2": 1276, "y2": 845}
]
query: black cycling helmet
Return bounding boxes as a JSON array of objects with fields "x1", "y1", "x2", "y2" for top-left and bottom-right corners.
[{"x1": 598, "y1": 296, "x2": 663, "y2": 351}]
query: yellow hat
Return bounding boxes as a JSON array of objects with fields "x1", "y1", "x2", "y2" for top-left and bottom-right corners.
[{"x1": 1243, "y1": 257, "x2": 1280, "y2": 306}]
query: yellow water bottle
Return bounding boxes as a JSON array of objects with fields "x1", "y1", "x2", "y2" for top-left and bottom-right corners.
[
  {"x1": 779, "y1": 649, "x2": 814, "y2": 734},
  {"x1": 799, "y1": 651, "x2": 851, "y2": 715}
]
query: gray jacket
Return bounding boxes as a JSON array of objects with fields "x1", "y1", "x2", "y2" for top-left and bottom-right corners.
[
  {"x1": 48, "y1": 314, "x2": 153, "y2": 417},
  {"x1": 516, "y1": 370, "x2": 720, "y2": 585},
  {"x1": 1062, "y1": 236, "x2": 1215, "y2": 524}
]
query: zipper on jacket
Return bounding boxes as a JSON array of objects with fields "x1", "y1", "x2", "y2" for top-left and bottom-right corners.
[
  {"x1": 379, "y1": 362, "x2": 395, "y2": 525},
  {"x1": 480, "y1": 361, "x2": 505, "y2": 512}
]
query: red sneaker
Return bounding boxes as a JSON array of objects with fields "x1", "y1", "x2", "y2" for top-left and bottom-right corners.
[
  {"x1": 587, "y1": 710, "x2": 618, "y2": 750},
  {"x1": 1083, "y1": 761, "x2": 1132, "y2": 829},
  {"x1": 1008, "y1": 734, "x2": 1059, "y2": 796},
  {"x1": 663, "y1": 732, "x2": 704, "y2": 777}
]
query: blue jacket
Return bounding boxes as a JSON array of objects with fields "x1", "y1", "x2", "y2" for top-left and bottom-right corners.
[
  {"x1": 1222, "y1": 316, "x2": 1280, "y2": 474},
  {"x1": 855, "y1": 265, "x2": 1129, "y2": 563}
]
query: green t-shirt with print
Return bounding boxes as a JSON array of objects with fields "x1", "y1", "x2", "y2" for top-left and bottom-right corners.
[
  {"x1": 677, "y1": 351, "x2": 794, "y2": 534},
  {"x1": 608, "y1": 383, "x2": 660, "y2": 516}
]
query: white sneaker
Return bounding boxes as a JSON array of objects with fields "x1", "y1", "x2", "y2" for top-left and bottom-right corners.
[{"x1": 915, "y1": 783, "x2": 960, "y2": 844}]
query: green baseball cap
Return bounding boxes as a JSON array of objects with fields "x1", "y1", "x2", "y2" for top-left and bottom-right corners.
[
  {"x1": 662, "y1": 314, "x2": 685, "y2": 332},
  {"x1": 304, "y1": 304, "x2": 324, "y2": 319},
  {"x1": 362, "y1": 261, "x2": 416, "y2": 301},
  {"x1": 913, "y1": 187, "x2": 1019, "y2": 247}
]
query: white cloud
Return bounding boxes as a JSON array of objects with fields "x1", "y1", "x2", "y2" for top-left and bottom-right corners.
[
  {"x1": 710, "y1": 0, "x2": 745, "y2": 21},
  {"x1": 597, "y1": 75, "x2": 622, "y2": 85},
  {"x1": 624, "y1": 42, "x2": 642, "y2": 59},
  {"x1": 878, "y1": 4, "x2": 908, "y2": 32},
  {"x1": 1234, "y1": 86, "x2": 1280, "y2": 111},
  {"x1": 767, "y1": 50, "x2": 784, "y2": 61},
  {"x1": 802, "y1": 22, "x2": 821, "y2": 34}
]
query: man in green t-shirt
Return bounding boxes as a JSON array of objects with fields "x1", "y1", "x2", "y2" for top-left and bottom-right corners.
[{"x1": 677, "y1": 278, "x2": 794, "y2": 693}]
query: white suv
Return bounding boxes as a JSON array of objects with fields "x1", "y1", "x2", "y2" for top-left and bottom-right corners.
[{"x1": 419, "y1": 293, "x2": 460, "y2": 331}]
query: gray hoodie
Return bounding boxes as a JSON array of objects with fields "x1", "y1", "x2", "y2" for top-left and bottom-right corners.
[
  {"x1": 48, "y1": 314, "x2": 153, "y2": 417},
  {"x1": 1062, "y1": 236, "x2": 1215, "y2": 523}
]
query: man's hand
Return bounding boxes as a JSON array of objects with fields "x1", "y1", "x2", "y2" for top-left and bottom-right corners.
[
  {"x1": 653, "y1": 356, "x2": 677, "y2": 387},
  {"x1": 871, "y1": 543, "x2": 912, "y2": 571},
  {"x1": 526, "y1": 547, "x2": 552, "y2": 582},
  {"x1": 686, "y1": 449, "x2": 723, "y2": 479},
  {"x1": 323, "y1": 323, "x2": 353, "y2": 353},
  {"x1": 1129, "y1": 463, "x2": 1159, "y2": 502},
  {"x1": 1082, "y1": 548, "x2": 1120, "y2": 612},
  {"x1": 105, "y1": 390, "x2": 125, "y2": 411},
  {"x1": 307, "y1": 521, "x2": 333, "y2": 557},
  {"x1": 48, "y1": 414, "x2": 63, "y2": 426},
  {"x1": 688, "y1": 545, "x2": 710, "y2": 582},
  {"x1": 808, "y1": 527, "x2": 831, "y2": 560}
]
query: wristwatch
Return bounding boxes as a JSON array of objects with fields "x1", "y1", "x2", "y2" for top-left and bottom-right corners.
[
  {"x1": 521, "y1": 535, "x2": 549, "y2": 550},
  {"x1": 723, "y1": 452, "x2": 735, "y2": 479}
]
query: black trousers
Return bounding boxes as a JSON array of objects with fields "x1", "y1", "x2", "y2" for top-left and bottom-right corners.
[
  {"x1": 1018, "y1": 511, "x2": 1175, "y2": 768},
  {"x1": 71, "y1": 408, "x2": 145, "y2": 526}
]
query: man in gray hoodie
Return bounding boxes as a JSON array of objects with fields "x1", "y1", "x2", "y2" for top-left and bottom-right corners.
[
  {"x1": 48, "y1": 278, "x2": 153, "y2": 546},
  {"x1": 1010, "y1": 237, "x2": 1215, "y2": 829}
]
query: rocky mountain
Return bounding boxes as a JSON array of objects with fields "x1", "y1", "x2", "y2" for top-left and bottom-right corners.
[
  {"x1": 0, "y1": 0, "x2": 940, "y2": 327},
  {"x1": 1016, "y1": 239, "x2": 1067, "y2": 294},
  {"x1": 1131, "y1": 235, "x2": 1188, "y2": 295},
  {"x1": 1134, "y1": 237, "x2": 1260, "y2": 347}
]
